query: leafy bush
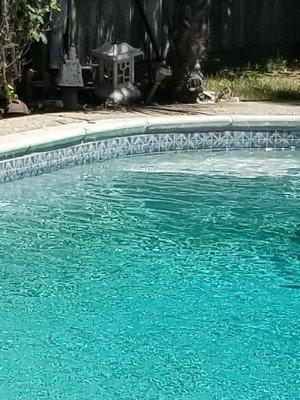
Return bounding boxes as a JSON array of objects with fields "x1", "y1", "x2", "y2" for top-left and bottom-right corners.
[{"x1": 0, "y1": 0, "x2": 59, "y2": 102}]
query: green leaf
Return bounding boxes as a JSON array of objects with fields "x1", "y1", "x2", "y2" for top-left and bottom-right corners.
[{"x1": 39, "y1": 32, "x2": 48, "y2": 44}]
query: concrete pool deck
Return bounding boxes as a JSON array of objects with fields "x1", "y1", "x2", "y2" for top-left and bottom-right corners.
[
  {"x1": 0, "y1": 102, "x2": 299, "y2": 160},
  {"x1": 0, "y1": 102, "x2": 299, "y2": 136}
]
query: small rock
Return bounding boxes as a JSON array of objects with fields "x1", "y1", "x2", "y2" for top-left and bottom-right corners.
[{"x1": 201, "y1": 91, "x2": 217, "y2": 103}]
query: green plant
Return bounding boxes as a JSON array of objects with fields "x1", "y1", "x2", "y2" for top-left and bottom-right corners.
[
  {"x1": 205, "y1": 71, "x2": 300, "y2": 102},
  {"x1": 0, "y1": 0, "x2": 60, "y2": 102},
  {"x1": 5, "y1": 84, "x2": 18, "y2": 102},
  {"x1": 23, "y1": 0, "x2": 60, "y2": 43}
]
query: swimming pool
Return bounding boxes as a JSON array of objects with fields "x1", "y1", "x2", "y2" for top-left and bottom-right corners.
[{"x1": 0, "y1": 149, "x2": 299, "y2": 399}]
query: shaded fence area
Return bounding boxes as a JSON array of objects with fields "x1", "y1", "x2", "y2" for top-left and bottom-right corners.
[
  {"x1": 49, "y1": 0, "x2": 172, "y2": 68},
  {"x1": 48, "y1": 0, "x2": 299, "y2": 70},
  {"x1": 209, "y1": 0, "x2": 300, "y2": 67}
]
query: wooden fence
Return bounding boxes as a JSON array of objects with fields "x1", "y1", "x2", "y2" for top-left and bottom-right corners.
[{"x1": 49, "y1": 0, "x2": 300, "y2": 69}]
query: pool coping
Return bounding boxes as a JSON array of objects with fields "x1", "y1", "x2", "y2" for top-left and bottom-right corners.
[{"x1": 0, "y1": 114, "x2": 300, "y2": 161}]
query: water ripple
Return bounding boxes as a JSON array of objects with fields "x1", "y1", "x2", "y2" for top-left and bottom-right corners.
[{"x1": 0, "y1": 149, "x2": 299, "y2": 399}]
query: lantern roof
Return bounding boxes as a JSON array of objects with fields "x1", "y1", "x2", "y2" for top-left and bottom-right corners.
[{"x1": 92, "y1": 42, "x2": 143, "y2": 61}]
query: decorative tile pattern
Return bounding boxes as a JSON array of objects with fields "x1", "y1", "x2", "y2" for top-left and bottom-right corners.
[{"x1": 0, "y1": 131, "x2": 299, "y2": 184}]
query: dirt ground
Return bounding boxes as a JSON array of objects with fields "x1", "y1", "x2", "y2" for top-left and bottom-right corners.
[{"x1": 0, "y1": 101, "x2": 299, "y2": 137}]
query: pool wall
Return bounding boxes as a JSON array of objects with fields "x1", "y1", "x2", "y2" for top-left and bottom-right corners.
[{"x1": 0, "y1": 115, "x2": 299, "y2": 184}]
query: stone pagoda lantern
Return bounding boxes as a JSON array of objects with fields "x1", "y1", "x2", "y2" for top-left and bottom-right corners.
[{"x1": 92, "y1": 42, "x2": 143, "y2": 104}]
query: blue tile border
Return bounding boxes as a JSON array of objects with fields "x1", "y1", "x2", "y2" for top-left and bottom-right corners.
[{"x1": 0, "y1": 130, "x2": 299, "y2": 184}]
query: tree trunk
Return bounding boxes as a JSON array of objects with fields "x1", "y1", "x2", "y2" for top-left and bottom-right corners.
[{"x1": 166, "y1": 0, "x2": 212, "y2": 103}]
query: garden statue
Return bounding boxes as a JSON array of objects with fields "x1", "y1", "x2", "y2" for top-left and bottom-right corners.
[
  {"x1": 57, "y1": 0, "x2": 83, "y2": 110},
  {"x1": 92, "y1": 42, "x2": 143, "y2": 105}
]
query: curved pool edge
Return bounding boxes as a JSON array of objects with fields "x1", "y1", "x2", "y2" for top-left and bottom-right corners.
[
  {"x1": 1, "y1": 114, "x2": 300, "y2": 160},
  {"x1": 0, "y1": 114, "x2": 299, "y2": 184}
]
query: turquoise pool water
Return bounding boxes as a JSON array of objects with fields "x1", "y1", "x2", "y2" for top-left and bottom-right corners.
[{"x1": 0, "y1": 149, "x2": 299, "y2": 399}]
